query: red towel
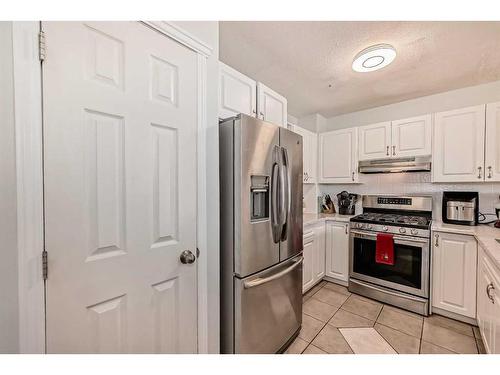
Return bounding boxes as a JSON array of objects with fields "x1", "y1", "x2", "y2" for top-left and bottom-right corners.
[{"x1": 375, "y1": 233, "x2": 395, "y2": 265}]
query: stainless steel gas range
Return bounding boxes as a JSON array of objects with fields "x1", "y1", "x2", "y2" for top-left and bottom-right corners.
[{"x1": 348, "y1": 195, "x2": 433, "y2": 316}]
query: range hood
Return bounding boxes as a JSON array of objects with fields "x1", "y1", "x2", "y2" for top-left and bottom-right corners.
[{"x1": 358, "y1": 156, "x2": 431, "y2": 174}]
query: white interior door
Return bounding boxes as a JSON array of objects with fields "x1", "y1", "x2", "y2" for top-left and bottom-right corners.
[{"x1": 43, "y1": 21, "x2": 198, "y2": 353}]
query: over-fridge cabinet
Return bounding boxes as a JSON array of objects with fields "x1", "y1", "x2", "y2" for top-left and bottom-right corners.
[{"x1": 218, "y1": 62, "x2": 287, "y2": 127}]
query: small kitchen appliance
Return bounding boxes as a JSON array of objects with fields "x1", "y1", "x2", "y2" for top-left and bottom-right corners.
[
  {"x1": 442, "y1": 191, "x2": 478, "y2": 226},
  {"x1": 349, "y1": 195, "x2": 433, "y2": 315},
  {"x1": 337, "y1": 191, "x2": 359, "y2": 215}
]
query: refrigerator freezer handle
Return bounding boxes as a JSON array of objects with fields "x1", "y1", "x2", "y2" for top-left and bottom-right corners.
[
  {"x1": 280, "y1": 147, "x2": 290, "y2": 241},
  {"x1": 270, "y1": 161, "x2": 280, "y2": 243}
]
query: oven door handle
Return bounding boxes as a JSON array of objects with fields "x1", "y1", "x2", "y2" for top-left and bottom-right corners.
[{"x1": 350, "y1": 229, "x2": 429, "y2": 244}]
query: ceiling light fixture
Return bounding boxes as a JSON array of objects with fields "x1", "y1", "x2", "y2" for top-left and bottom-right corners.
[{"x1": 352, "y1": 44, "x2": 396, "y2": 73}]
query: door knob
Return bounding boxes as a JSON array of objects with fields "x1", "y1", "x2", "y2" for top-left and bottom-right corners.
[{"x1": 180, "y1": 250, "x2": 196, "y2": 264}]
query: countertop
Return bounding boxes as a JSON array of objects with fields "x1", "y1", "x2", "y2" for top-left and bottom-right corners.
[
  {"x1": 432, "y1": 221, "x2": 500, "y2": 269},
  {"x1": 303, "y1": 212, "x2": 355, "y2": 226}
]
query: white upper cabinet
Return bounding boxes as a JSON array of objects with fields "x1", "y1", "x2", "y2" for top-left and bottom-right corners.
[
  {"x1": 391, "y1": 114, "x2": 432, "y2": 158},
  {"x1": 319, "y1": 127, "x2": 358, "y2": 183},
  {"x1": 432, "y1": 231, "x2": 477, "y2": 319},
  {"x1": 219, "y1": 62, "x2": 257, "y2": 119},
  {"x1": 257, "y1": 82, "x2": 288, "y2": 127},
  {"x1": 293, "y1": 125, "x2": 317, "y2": 183},
  {"x1": 325, "y1": 221, "x2": 350, "y2": 284},
  {"x1": 485, "y1": 101, "x2": 500, "y2": 182},
  {"x1": 358, "y1": 121, "x2": 391, "y2": 161},
  {"x1": 432, "y1": 105, "x2": 486, "y2": 182}
]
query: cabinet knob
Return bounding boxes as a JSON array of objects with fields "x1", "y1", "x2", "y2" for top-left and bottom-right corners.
[
  {"x1": 478, "y1": 166, "x2": 482, "y2": 179},
  {"x1": 386, "y1": 146, "x2": 389, "y2": 156},
  {"x1": 434, "y1": 233, "x2": 439, "y2": 247},
  {"x1": 351, "y1": 171, "x2": 355, "y2": 181},
  {"x1": 487, "y1": 166, "x2": 492, "y2": 179},
  {"x1": 392, "y1": 145, "x2": 396, "y2": 156}
]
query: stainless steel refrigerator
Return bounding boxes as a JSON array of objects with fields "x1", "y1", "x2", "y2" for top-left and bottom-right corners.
[{"x1": 219, "y1": 114, "x2": 303, "y2": 354}]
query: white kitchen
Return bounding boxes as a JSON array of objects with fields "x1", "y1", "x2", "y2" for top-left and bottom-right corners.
[{"x1": 2, "y1": 2, "x2": 500, "y2": 371}]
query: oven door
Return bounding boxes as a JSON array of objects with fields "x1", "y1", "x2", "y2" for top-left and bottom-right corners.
[{"x1": 349, "y1": 229, "x2": 429, "y2": 298}]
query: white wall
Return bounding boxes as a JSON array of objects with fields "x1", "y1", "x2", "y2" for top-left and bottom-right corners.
[
  {"x1": 0, "y1": 21, "x2": 19, "y2": 353},
  {"x1": 316, "y1": 79, "x2": 500, "y2": 220},
  {"x1": 173, "y1": 21, "x2": 220, "y2": 354},
  {"x1": 322, "y1": 79, "x2": 500, "y2": 132}
]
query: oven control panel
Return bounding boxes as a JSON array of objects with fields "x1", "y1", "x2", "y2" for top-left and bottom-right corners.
[{"x1": 377, "y1": 197, "x2": 412, "y2": 205}]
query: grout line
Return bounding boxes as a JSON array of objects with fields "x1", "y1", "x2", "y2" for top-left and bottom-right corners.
[{"x1": 418, "y1": 316, "x2": 425, "y2": 354}]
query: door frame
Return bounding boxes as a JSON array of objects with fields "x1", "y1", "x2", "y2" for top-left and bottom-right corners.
[{"x1": 13, "y1": 21, "x2": 216, "y2": 353}]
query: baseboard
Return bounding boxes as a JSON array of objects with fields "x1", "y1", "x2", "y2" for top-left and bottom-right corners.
[{"x1": 323, "y1": 276, "x2": 348, "y2": 287}]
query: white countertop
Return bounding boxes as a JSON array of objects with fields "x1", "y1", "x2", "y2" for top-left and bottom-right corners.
[
  {"x1": 432, "y1": 221, "x2": 500, "y2": 268},
  {"x1": 303, "y1": 212, "x2": 355, "y2": 226}
]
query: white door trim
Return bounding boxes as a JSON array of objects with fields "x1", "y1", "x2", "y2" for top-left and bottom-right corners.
[
  {"x1": 12, "y1": 21, "x2": 45, "y2": 354},
  {"x1": 13, "y1": 20, "x2": 214, "y2": 354}
]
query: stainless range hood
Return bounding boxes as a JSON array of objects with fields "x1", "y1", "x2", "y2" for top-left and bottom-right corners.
[{"x1": 358, "y1": 156, "x2": 431, "y2": 174}]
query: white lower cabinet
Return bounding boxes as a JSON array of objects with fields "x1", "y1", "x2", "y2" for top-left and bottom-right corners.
[
  {"x1": 477, "y1": 245, "x2": 500, "y2": 354},
  {"x1": 302, "y1": 221, "x2": 326, "y2": 293},
  {"x1": 431, "y1": 231, "x2": 477, "y2": 319},
  {"x1": 325, "y1": 221, "x2": 350, "y2": 284}
]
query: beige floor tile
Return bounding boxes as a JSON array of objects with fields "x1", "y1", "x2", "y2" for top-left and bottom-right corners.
[
  {"x1": 303, "y1": 298, "x2": 338, "y2": 322},
  {"x1": 299, "y1": 313, "x2": 325, "y2": 342},
  {"x1": 422, "y1": 321, "x2": 478, "y2": 354},
  {"x1": 420, "y1": 341, "x2": 456, "y2": 354},
  {"x1": 376, "y1": 305, "x2": 423, "y2": 338},
  {"x1": 374, "y1": 323, "x2": 420, "y2": 354},
  {"x1": 303, "y1": 344, "x2": 328, "y2": 354},
  {"x1": 382, "y1": 304, "x2": 422, "y2": 319},
  {"x1": 476, "y1": 338, "x2": 487, "y2": 354},
  {"x1": 322, "y1": 282, "x2": 351, "y2": 296},
  {"x1": 311, "y1": 325, "x2": 353, "y2": 354},
  {"x1": 284, "y1": 337, "x2": 308, "y2": 354},
  {"x1": 339, "y1": 327, "x2": 396, "y2": 354},
  {"x1": 303, "y1": 282, "x2": 325, "y2": 300},
  {"x1": 313, "y1": 287, "x2": 349, "y2": 308},
  {"x1": 473, "y1": 326, "x2": 481, "y2": 339},
  {"x1": 424, "y1": 314, "x2": 474, "y2": 337},
  {"x1": 341, "y1": 295, "x2": 382, "y2": 321},
  {"x1": 329, "y1": 309, "x2": 375, "y2": 328}
]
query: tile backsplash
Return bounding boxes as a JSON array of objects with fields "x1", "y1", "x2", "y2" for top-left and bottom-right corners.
[{"x1": 317, "y1": 172, "x2": 500, "y2": 221}]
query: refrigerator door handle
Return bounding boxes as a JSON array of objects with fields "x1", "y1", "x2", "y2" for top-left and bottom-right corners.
[
  {"x1": 280, "y1": 146, "x2": 290, "y2": 241},
  {"x1": 243, "y1": 256, "x2": 303, "y2": 289},
  {"x1": 270, "y1": 161, "x2": 280, "y2": 243}
]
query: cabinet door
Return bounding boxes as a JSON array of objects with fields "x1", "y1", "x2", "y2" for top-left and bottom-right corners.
[
  {"x1": 477, "y1": 247, "x2": 494, "y2": 353},
  {"x1": 303, "y1": 229, "x2": 315, "y2": 293},
  {"x1": 432, "y1": 232, "x2": 477, "y2": 318},
  {"x1": 485, "y1": 101, "x2": 500, "y2": 182},
  {"x1": 318, "y1": 128, "x2": 358, "y2": 183},
  {"x1": 257, "y1": 82, "x2": 287, "y2": 127},
  {"x1": 391, "y1": 114, "x2": 432, "y2": 158},
  {"x1": 294, "y1": 126, "x2": 317, "y2": 184},
  {"x1": 358, "y1": 121, "x2": 391, "y2": 161},
  {"x1": 432, "y1": 105, "x2": 486, "y2": 182},
  {"x1": 325, "y1": 222, "x2": 349, "y2": 283},
  {"x1": 313, "y1": 223, "x2": 325, "y2": 281},
  {"x1": 219, "y1": 62, "x2": 257, "y2": 119}
]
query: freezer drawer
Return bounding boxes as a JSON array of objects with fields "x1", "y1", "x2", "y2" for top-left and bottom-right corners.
[{"x1": 234, "y1": 255, "x2": 303, "y2": 353}]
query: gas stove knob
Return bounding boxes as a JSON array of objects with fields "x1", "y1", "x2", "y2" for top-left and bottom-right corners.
[
  {"x1": 411, "y1": 228, "x2": 418, "y2": 235},
  {"x1": 382, "y1": 226, "x2": 388, "y2": 232},
  {"x1": 357, "y1": 223, "x2": 364, "y2": 229},
  {"x1": 399, "y1": 227, "x2": 406, "y2": 234},
  {"x1": 366, "y1": 224, "x2": 372, "y2": 230}
]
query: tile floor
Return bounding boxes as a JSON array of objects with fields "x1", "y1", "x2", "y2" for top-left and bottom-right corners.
[{"x1": 285, "y1": 281, "x2": 486, "y2": 354}]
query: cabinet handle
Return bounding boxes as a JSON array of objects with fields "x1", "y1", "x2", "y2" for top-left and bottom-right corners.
[
  {"x1": 345, "y1": 224, "x2": 348, "y2": 235},
  {"x1": 259, "y1": 111, "x2": 265, "y2": 120},
  {"x1": 392, "y1": 145, "x2": 396, "y2": 156},
  {"x1": 351, "y1": 171, "x2": 355, "y2": 181},
  {"x1": 478, "y1": 166, "x2": 482, "y2": 179},
  {"x1": 486, "y1": 283, "x2": 495, "y2": 304},
  {"x1": 252, "y1": 109, "x2": 256, "y2": 115},
  {"x1": 487, "y1": 166, "x2": 492, "y2": 179},
  {"x1": 434, "y1": 233, "x2": 439, "y2": 247},
  {"x1": 386, "y1": 146, "x2": 389, "y2": 156}
]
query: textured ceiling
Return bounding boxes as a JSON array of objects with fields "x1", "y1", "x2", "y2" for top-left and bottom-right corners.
[{"x1": 219, "y1": 21, "x2": 500, "y2": 118}]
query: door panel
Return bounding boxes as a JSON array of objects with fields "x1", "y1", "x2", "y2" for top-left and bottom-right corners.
[
  {"x1": 486, "y1": 101, "x2": 500, "y2": 181},
  {"x1": 257, "y1": 82, "x2": 287, "y2": 127},
  {"x1": 234, "y1": 115, "x2": 280, "y2": 277},
  {"x1": 432, "y1": 105, "x2": 485, "y2": 182},
  {"x1": 279, "y1": 128, "x2": 303, "y2": 262},
  {"x1": 358, "y1": 121, "x2": 391, "y2": 161},
  {"x1": 219, "y1": 62, "x2": 257, "y2": 119},
  {"x1": 235, "y1": 255, "x2": 302, "y2": 353},
  {"x1": 43, "y1": 21, "x2": 198, "y2": 353},
  {"x1": 325, "y1": 222, "x2": 349, "y2": 283},
  {"x1": 392, "y1": 115, "x2": 432, "y2": 158}
]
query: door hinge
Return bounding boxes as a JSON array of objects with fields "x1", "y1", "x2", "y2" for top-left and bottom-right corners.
[
  {"x1": 42, "y1": 250, "x2": 48, "y2": 280},
  {"x1": 38, "y1": 31, "x2": 46, "y2": 62}
]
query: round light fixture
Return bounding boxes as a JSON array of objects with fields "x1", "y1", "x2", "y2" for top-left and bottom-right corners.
[{"x1": 352, "y1": 44, "x2": 396, "y2": 73}]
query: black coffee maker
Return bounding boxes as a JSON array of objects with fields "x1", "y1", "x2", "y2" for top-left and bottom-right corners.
[{"x1": 336, "y1": 191, "x2": 359, "y2": 215}]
